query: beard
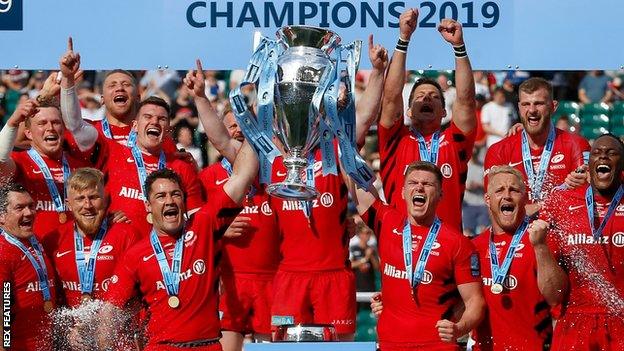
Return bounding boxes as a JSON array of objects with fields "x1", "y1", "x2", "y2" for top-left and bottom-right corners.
[{"x1": 75, "y1": 212, "x2": 106, "y2": 235}]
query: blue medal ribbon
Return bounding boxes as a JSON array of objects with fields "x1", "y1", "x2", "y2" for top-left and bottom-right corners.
[
  {"x1": 411, "y1": 130, "x2": 440, "y2": 165},
  {"x1": 149, "y1": 229, "x2": 184, "y2": 297},
  {"x1": 131, "y1": 146, "x2": 166, "y2": 199},
  {"x1": 309, "y1": 59, "x2": 338, "y2": 176},
  {"x1": 74, "y1": 219, "x2": 108, "y2": 295},
  {"x1": 488, "y1": 217, "x2": 529, "y2": 286},
  {"x1": 585, "y1": 185, "x2": 624, "y2": 240},
  {"x1": 101, "y1": 118, "x2": 137, "y2": 148},
  {"x1": 2, "y1": 231, "x2": 52, "y2": 301},
  {"x1": 402, "y1": 218, "x2": 441, "y2": 288},
  {"x1": 301, "y1": 153, "x2": 316, "y2": 219},
  {"x1": 27, "y1": 149, "x2": 70, "y2": 214},
  {"x1": 521, "y1": 124, "x2": 555, "y2": 201}
]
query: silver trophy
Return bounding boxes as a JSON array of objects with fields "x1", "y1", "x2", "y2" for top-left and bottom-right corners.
[
  {"x1": 266, "y1": 26, "x2": 342, "y2": 201},
  {"x1": 274, "y1": 324, "x2": 338, "y2": 342}
]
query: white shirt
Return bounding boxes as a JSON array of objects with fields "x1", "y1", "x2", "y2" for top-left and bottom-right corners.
[{"x1": 481, "y1": 101, "x2": 517, "y2": 147}]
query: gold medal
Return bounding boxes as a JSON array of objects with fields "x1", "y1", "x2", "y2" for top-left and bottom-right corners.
[
  {"x1": 490, "y1": 283, "x2": 504, "y2": 295},
  {"x1": 168, "y1": 295, "x2": 180, "y2": 309},
  {"x1": 58, "y1": 212, "x2": 67, "y2": 224},
  {"x1": 81, "y1": 293, "x2": 92, "y2": 302},
  {"x1": 146, "y1": 213, "x2": 153, "y2": 224},
  {"x1": 43, "y1": 300, "x2": 54, "y2": 313}
]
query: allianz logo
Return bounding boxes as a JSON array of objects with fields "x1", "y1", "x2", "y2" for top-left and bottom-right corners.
[
  {"x1": 383, "y1": 263, "x2": 432, "y2": 284},
  {"x1": 566, "y1": 232, "x2": 624, "y2": 247},
  {"x1": 155, "y1": 259, "x2": 206, "y2": 290},
  {"x1": 482, "y1": 275, "x2": 518, "y2": 291}
]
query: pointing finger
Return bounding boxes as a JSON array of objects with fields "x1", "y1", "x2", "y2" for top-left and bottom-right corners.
[
  {"x1": 196, "y1": 59, "x2": 204, "y2": 75},
  {"x1": 68, "y1": 37, "x2": 74, "y2": 52},
  {"x1": 368, "y1": 34, "x2": 374, "y2": 48}
]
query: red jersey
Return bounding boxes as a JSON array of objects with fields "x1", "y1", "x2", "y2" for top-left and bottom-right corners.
[
  {"x1": 363, "y1": 201, "x2": 480, "y2": 345},
  {"x1": 104, "y1": 187, "x2": 241, "y2": 345},
  {"x1": 11, "y1": 150, "x2": 91, "y2": 238},
  {"x1": 541, "y1": 185, "x2": 624, "y2": 316},
  {"x1": 0, "y1": 235, "x2": 57, "y2": 351},
  {"x1": 41, "y1": 221, "x2": 141, "y2": 307},
  {"x1": 471, "y1": 229, "x2": 551, "y2": 351},
  {"x1": 484, "y1": 128, "x2": 590, "y2": 201},
  {"x1": 378, "y1": 121, "x2": 475, "y2": 231},
  {"x1": 199, "y1": 162, "x2": 279, "y2": 275},
  {"x1": 97, "y1": 138, "x2": 203, "y2": 237},
  {"x1": 269, "y1": 148, "x2": 350, "y2": 272}
]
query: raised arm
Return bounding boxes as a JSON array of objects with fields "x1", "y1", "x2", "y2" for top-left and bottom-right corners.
[
  {"x1": 223, "y1": 140, "x2": 258, "y2": 205},
  {"x1": 355, "y1": 34, "x2": 388, "y2": 147},
  {"x1": 0, "y1": 99, "x2": 38, "y2": 179},
  {"x1": 438, "y1": 20, "x2": 476, "y2": 134},
  {"x1": 529, "y1": 219, "x2": 569, "y2": 306},
  {"x1": 59, "y1": 37, "x2": 98, "y2": 151},
  {"x1": 184, "y1": 59, "x2": 242, "y2": 163},
  {"x1": 380, "y1": 8, "x2": 419, "y2": 129}
]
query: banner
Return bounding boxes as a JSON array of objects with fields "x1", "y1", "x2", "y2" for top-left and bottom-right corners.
[{"x1": 0, "y1": 0, "x2": 622, "y2": 70}]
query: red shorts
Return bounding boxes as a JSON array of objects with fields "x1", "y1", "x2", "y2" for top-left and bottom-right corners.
[
  {"x1": 379, "y1": 341, "x2": 458, "y2": 351},
  {"x1": 219, "y1": 272, "x2": 274, "y2": 335},
  {"x1": 271, "y1": 269, "x2": 356, "y2": 335},
  {"x1": 145, "y1": 343, "x2": 222, "y2": 351},
  {"x1": 551, "y1": 313, "x2": 624, "y2": 351}
]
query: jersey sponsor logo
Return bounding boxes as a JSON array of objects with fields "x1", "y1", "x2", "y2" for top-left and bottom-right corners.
[
  {"x1": 282, "y1": 198, "x2": 326, "y2": 211},
  {"x1": 551, "y1": 154, "x2": 565, "y2": 164},
  {"x1": 56, "y1": 250, "x2": 72, "y2": 258},
  {"x1": 25, "y1": 279, "x2": 54, "y2": 293},
  {"x1": 155, "y1": 266, "x2": 201, "y2": 290},
  {"x1": 99, "y1": 245, "x2": 113, "y2": 254},
  {"x1": 392, "y1": 228, "x2": 402, "y2": 236},
  {"x1": 383, "y1": 263, "x2": 433, "y2": 284},
  {"x1": 215, "y1": 178, "x2": 228, "y2": 185},
  {"x1": 568, "y1": 205, "x2": 585, "y2": 211},
  {"x1": 143, "y1": 253, "x2": 156, "y2": 262},
  {"x1": 192, "y1": 259, "x2": 206, "y2": 275},
  {"x1": 431, "y1": 241, "x2": 441, "y2": 250},
  {"x1": 261, "y1": 201, "x2": 273, "y2": 216},
  {"x1": 313, "y1": 161, "x2": 323, "y2": 174},
  {"x1": 612, "y1": 232, "x2": 624, "y2": 248},
  {"x1": 36, "y1": 200, "x2": 55, "y2": 211},
  {"x1": 62, "y1": 280, "x2": 108, "y2": 292},
  {"x1": 241, "y1": 205, "x2": 260, "y2": 214},
  {"x1": 508, "y1": 161, "x2": 523, "y2": 168},
  {"x1": 440, "y1": 163, "x2": 453, "y2": 179},
  {"x1": 118, "y1": 186, "x2": 145, "y2": 201},
  {"x1": 567, "y1": 233, "x2": 609, "y2": 245},
  {"x1": 319, "y1": 192, "x2": 334, "y2": 207},
  {"x1": 100, "y1": 277, "x2": 113, "y2": 291},
  {"x1": 126, "y1": 157, "x2": 135, "y2": 163},
  {"x1": 276, "y1": 171, "x2": 287, "y2": 177},
  {"x1": 184, "y1": 231, "x2": 197, "y2": 247},
  {"x1": 482, "y1": 274, "x2": 518, "y2": 291},
  {"x1": 549, "y1": 164, "x2": 566, "y2": 170}
]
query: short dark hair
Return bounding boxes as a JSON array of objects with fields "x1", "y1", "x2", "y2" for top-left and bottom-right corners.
[
  {"x1": 594, "y1": 133, "x2": 624, "y2": 154},
  {"x1": 104, "y1": 69, "x2": 137, "y2": 87},
  {"x1": 144, "y1": 169, "x2": 185, "y2": 200},
  {"x1": 518, "y1": 77, "x2": 553, "y2": 99},
  {"x1": 0, "y1": 183, "x2": 30, "y2": 214},
  {"x1": 404, "y1": 161, "x2": 443, "y2": 186},
  {"x1": 139, "y1": 96, "x2": 171, "y2": 117},
  {"x1": 408, "y1": 78, "x2": 446, "y2": 107}
]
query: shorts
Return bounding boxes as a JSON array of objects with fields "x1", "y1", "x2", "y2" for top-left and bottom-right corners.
[
  {"x1": 271, "y1": 269, "x2": 356, "y2": 335},
  {"x1": 219, "y1": 272, "x2": 274, "y2": 335},
  {"x1": 551, "y1": 313, "x2": 624, "y2": 351},
  {"x1": 379, "y1": 341, "x2": 458, "y2": 351}
]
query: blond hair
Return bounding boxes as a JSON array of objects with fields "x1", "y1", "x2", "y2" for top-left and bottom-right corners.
[
  {"x1": 487, "y1": 166, "x2": 526, "y2": 193},
  {"x1": 67, "y1": 168, "x2": 104, "y2": 193}
]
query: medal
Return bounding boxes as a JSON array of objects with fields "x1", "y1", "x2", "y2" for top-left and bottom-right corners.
[
  {"x1": 81, "y1": 293, "x2": 92, "y2": 302},
  {"x1": 43, "y1": 300, "x2": 54, "y2": 313},
  {"x1": 168, "y1": 295, "x2": 180, "y2": 309},
  {"x1": 58, "y1": 212, "x2": 67, "y2": 224},
  {"x1": 490, "y1": 283, "x2": 504, "y2": 295},
  {"x1": 146, "y1": 213, "x2": 153, "y2": 224}
]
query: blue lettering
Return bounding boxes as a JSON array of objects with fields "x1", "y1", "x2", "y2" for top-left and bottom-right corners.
[
  {"x1": 361, "y1": 2, "x2": 383, "y2": 28},
  {"x1": 187, "y1": 1, "x2": 206, "y2": 28},
  {"x1": 264, "y1": 2, "x2": 293, "y2": 27},
  {"x1": 318, "y1": 2, "x2": 330, "y2": 27},
  {"x1": 210, "y1": 1, "x2": 233, "y2": 28},
  {"x1": 298, "y1": 2, "x2": 318, "y2": 25},
  {"x1": 237, "y1": 2, "x2": 260, "y2": 27},
  {"x1": 388, "y1": 2, "x2": 405, "y2": 28},
  {"x1": 332, "y1": 2, "x2": 356, "y2": 28}
]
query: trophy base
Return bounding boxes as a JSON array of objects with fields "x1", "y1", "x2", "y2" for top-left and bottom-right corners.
[
  {"x1": 267, "y1": 183, "x2": 319, "y2": 201},
  {"x1": 273, "y1": 323, "x2": 338, "y2": 342}
]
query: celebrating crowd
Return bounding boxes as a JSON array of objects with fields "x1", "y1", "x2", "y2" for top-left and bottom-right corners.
[{"x1": 1, "y1": 7, "x2": 623, "y2": 351}]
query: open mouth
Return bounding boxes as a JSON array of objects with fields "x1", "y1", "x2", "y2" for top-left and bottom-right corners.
[
  {"x1": 500, "y1": 203, "x2": 515, "y2": 216},
  {"x1": 80, "y1": 212, "x2": 97, "y2": 221},
  {"x1": 163, "y1": 207, "x2": 179, "y2": 221},
  {"x1": 412, "y1": 194, "x2": 426, "y2": 207},
  {"x1": 43, "y1": 134, "x2": 59, "y2": 142},
  {"x1": 146, "y1": 126, "x2": 162, "y2": 139},
  {"x1": 420, "y1": 104, "x2": 434, "y2": 113},
  {"x1": 527, "y1": 115, "x2": 541, "y2": 127},
  {"x1": 595, "y1": 164, "x2": 612, "y2": 180},
  {"x1": 19, "y1": 217, "x2": 33, "y2": 229},
  {"x1": 113, "y1": 94, "x2": 128, "y2": 105}
]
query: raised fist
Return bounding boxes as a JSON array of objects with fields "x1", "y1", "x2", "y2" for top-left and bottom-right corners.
[
  {"x1": 399, "y1": 8, "x2": 419, "y2": 41},
  {"x1": 438, "y1": 19, "x2": 464, "y2": 46},
  {"x1": 528, "y1": 219, "x2": 549, "y2": 246}
]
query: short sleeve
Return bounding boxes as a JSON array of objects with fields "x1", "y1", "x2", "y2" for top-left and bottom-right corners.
[{"x1": 454, "y1": 236, "x2": 481, "y2": 284}]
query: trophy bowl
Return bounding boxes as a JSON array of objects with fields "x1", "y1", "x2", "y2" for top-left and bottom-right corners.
[
  {"x1": 266, "y1": 26, "x2": 342, "y2": 201},
  {"x1": 273, "y1": 324, "x2": 338, "y2": 342}
]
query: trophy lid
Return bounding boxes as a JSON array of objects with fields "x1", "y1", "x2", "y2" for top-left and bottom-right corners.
[{"x1": 277, "y1": 26, "x2": 341, "y2": 54}]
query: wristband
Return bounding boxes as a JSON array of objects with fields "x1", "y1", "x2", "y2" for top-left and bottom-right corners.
[
  {"x1": 395, "y1": 37, "x2": 409, "y2": 53},
  {"x1": 453, "y1": 44, "x2": 467, "y2": 58}
]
